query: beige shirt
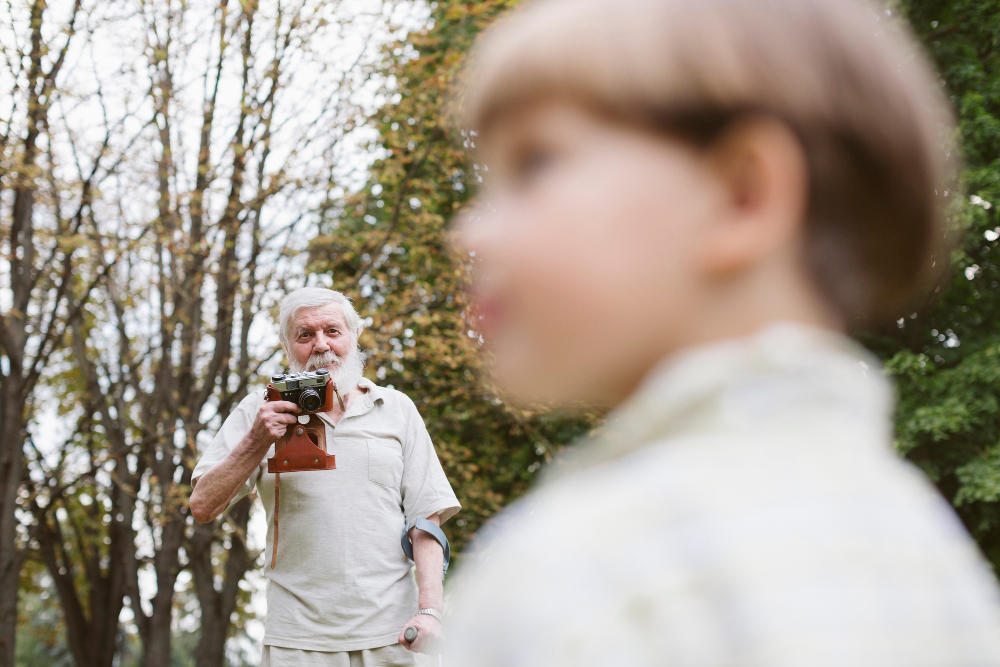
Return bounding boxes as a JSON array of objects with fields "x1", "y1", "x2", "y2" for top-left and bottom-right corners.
[
  {"x1": 192, "y1": 378, "x2": 460, "y2": 652},
  {"x1": 445, "y1": 323, "x2": 1000, "y2": 667}
]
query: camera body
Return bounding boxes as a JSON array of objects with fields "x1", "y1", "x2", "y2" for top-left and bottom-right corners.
[{"x1": 269, "y1": 369, "x2": 332, "y2": 413}]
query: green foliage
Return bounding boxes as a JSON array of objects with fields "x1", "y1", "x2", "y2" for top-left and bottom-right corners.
[
  {"x1": 867, "y1": 1, "x2": 1000, "y2": 568},
  {"x1": 309, "y1": 0, "x2": 598, "y2": 554}
]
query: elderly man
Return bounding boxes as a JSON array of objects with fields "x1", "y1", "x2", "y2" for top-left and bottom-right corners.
[{"x1": 190, "y1": 287, "x2": 459, "y2": 667}]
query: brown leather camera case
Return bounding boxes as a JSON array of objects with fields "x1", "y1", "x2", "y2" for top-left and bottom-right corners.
[{"x1": 264, "y1": 383, "x2": 336, "y2": 473}]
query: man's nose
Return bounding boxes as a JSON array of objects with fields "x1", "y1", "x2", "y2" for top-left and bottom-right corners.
[{"x1": 313, "y1": 334, "x2": 331, "y2": 353}]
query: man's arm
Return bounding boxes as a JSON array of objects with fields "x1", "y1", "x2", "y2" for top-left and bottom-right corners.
[
  {"x1": 398, "y1": 512, "x2": 444, "y2": 653},
  {"x1": 189, "y1": 400, "x2": 300, "y2": 523}
]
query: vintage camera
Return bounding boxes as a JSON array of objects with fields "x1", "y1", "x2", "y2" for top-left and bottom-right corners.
[{"x1": 269, "y1": 369, "x2": 331, "y2": 413}]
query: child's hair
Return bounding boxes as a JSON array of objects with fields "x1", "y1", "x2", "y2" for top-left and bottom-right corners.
[{"x1": 464, "y1": 0, "x2": 957, "y2": 322}]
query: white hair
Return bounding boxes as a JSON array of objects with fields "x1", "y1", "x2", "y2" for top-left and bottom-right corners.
[{"x1": 278, "y1": 287, "x2": 363, "y2": 353}]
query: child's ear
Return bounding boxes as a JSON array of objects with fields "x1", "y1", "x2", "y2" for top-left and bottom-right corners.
[{"x1": 698, "y1": 116, "x2": 809, "y2": 277}]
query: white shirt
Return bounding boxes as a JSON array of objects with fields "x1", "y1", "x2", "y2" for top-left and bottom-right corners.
[
  {"x1": 192, "y1": 378, "x2": 460, "y2": 652},
  {"x1": 445, "y1": 324, "x2": 1000, "y2": 667}
]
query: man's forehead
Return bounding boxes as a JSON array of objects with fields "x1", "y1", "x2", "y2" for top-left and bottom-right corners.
[{"x1": 293, "y1": 303, "x2": 346, "y2": 328}]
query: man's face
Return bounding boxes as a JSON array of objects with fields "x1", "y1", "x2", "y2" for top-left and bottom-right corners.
[
  {"x1": 457, "y1": 101, "x2": 726, "y2": 407},
  {"x1": 287, "y1": 303, "x2": 356, "y2": 373}
]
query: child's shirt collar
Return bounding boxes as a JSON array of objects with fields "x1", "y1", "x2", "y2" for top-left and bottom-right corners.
[{"x1": 543, "y1": 321, "x2": 893, "y2": 480}]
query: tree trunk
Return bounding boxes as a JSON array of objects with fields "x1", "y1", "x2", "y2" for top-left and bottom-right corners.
[
  {"x1": 34, "y1": 500, "x2": 128, "y2": 667},
  {"x1": 190, "y1": 496, "x2": 253, "y2": 667},
  {"x1": 0, "y1": 0, "x2": 86, "y2": 661},
  {"x1": 0, "y1": 400, "x2": 25, "y2": 667},
  {"x1": 139, "y1": 515, "x2": 188, "y2": 667}
]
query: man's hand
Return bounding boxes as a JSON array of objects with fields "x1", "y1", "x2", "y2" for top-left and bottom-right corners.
[
  {"x1": 248, "y1": 400, "x2": 301, "y2": 448},
  {"x1": 189, "y1": 400, "x2": 300, "y2": 524},
  {"x1": 398, "y1": 613, "x2": 441, "y2": 654}
]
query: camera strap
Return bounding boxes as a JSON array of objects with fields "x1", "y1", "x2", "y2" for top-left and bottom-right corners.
[
  {"x1": 401, "y1": 518, "x2": 451, "y2": 581},
  {"x1": 271, "y1": 472, "x2": 281, "y2": 569}
]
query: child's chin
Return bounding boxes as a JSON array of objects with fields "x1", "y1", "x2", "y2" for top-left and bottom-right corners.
[{"x1": 494, "y1": 368, "x2": 594, "y2": 408}]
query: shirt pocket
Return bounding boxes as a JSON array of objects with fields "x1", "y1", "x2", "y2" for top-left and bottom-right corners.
[{"x1": 367, "y1": 438, "x2": 404, "y2": 488}]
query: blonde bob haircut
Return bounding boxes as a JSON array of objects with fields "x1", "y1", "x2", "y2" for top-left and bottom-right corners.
[{"x1": 464, "y1": 0, "x2": 957, "y2": 322}]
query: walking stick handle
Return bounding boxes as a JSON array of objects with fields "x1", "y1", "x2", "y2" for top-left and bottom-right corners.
[{"x1": 404, "y1": 626, "x2": 443, "y2": 666}]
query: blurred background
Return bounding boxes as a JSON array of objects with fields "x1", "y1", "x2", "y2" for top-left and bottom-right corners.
[{"x1": 1, "y1": 0, "x2": 998, "y2": 665}]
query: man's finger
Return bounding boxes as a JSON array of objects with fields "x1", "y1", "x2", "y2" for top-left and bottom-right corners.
[{"x1": 264, "y1": 400, "x2": 301, "y2": 414}]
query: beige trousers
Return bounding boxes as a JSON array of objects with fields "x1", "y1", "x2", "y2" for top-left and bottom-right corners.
[{"x1": 261, "y1": 644, "x2": 422, "y2": 667}]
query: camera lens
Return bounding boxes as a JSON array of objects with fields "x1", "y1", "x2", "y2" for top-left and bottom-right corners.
[{"x1": 299, "y1": 388, "x2": 322, "y2": 412}]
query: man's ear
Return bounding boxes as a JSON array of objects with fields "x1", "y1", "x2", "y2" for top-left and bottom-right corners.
[{"x1": 698, "y1": 116, "x2": 809, "y2": 277}]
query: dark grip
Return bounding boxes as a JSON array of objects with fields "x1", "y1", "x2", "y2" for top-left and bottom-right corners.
[{"x1": 404, "y1": 626, "x2": 418, "y2": 643}]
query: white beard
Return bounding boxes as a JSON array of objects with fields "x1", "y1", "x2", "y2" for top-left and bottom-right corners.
[{"x1": 290, "y1": 347, "x2": 366, "y2": 393}]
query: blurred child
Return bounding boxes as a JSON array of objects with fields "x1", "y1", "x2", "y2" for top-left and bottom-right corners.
[{"x1": 444, "y1": 0, "x2": 1000, "y2": 664}]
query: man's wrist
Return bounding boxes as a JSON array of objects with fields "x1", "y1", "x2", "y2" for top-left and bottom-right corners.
[
  {"x1": 241, "y1": 426, "x2": 270, "y2": 455},
  {"x1": 416, "y1": 607, "x2": 442, "y2": 622}
]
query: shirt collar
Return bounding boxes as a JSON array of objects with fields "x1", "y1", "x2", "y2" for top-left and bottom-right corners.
[
  {"x1": 357, "y1": 377, "x2": 386, "y2": 405},
  {"x1": 544, "y1": 322, "x2": 894, "y2": 479},
  {"x1": 316, "y1": 377, "x2": 386, "y2": 426}
]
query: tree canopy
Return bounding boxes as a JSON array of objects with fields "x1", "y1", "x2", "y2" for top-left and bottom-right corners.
[{"x1": 869, "y1": 0, "x2": 1000, "y2": 569}]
